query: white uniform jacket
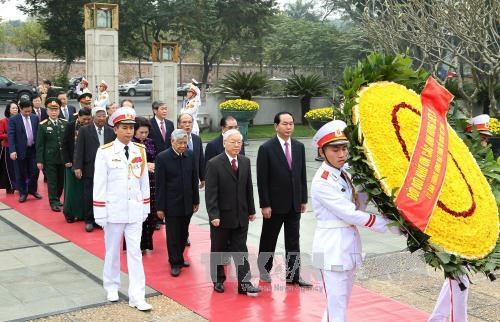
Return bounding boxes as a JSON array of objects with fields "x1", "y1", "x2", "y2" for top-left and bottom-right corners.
[
  {"x1": 93, "y1": 139, "x2": 150, "y2": 223},
  {"x1": 180, "y1": 98, "x2": 200, "y2": 134},
  {"x1": 94, "y1": 90, "x2": 109, "y2": 108},
  {"x1": 311, "y1": 162, "x2": 392, "y2": 271}
]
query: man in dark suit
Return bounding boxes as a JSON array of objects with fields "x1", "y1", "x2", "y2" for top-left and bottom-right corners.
[
  {"x1": 257, "y1": 112, "x2": 311, "y2": 287},
  {"x1": 148, "y1": 101, "x2": 174, "y2": 154},
  {"x1": 57, "y1": 92, "x2": 77, "y2": 122},
  {"x1": 31, "y1": 95, "x2": 48, "y2": 122},
  {"x1": 205, "y1": 129, "x2": 261, "y2": 296},
  {"x1": 74, "y1": 106, "x2": 115, "y2": 232},
  {"x1": 204, "y1": 116, "x2": 245, "y2": 169},
  {"x1": 8, "y1": 99, "x2": 42, "y2": 202},
  {"x1": 155, "y1": 129, "x2": 199, "y2": 277}
]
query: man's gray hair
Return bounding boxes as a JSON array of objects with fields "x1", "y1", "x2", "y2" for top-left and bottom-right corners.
[
  {"x1": 177, "y1": 112, "x2": 193, "y2": 124},
  {"x1": 171, "y1": 129, "x2": 188, "y2": 141},
  {"x1": 222, "y1": 129, "x2": 243, "y2": 142}
]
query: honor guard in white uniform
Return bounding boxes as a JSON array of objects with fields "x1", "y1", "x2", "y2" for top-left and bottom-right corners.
[
  {"x1": 310, "y1": 120, "x2": 401, "y2": 322},
  {"x1": 94, "y1": 80, "x2": 110, "y2": 108},
  {"x1": 93, "y1": 107, "x2": 152, "y2": 311}
]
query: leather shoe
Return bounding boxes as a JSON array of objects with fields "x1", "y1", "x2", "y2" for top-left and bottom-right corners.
[
  {"x1": 30, "y1": 192, "x2": 42, "y2": 199},
  {"x1": 66, "y1": 218, "x2": 75, "y2": 223},
  {"x1": 106, "y1": 290, "x2": 119, "y2": 302},
  {"x1": 182, "y1": 261, "x2": 190, "y2": 267},
  {"x1": 57, "y1": 201, "x2": 63, "y2": 207},
  {"x1": 19, "y1": 194, "x2": 27, "y2": 203},
  {"x1": 286, "y1": 277, "x2": 313, "y2": 288},
  {"x1": 186, "y1": 238, "x2": 191, "y2": 246},
  {"x1": 51, "y1": 205, "x2": 61, "y2": 212},
  {"x1": 6, "y1": 188, "x2": 15, "y2": 194},
  {"x1": 260, "y1": 272, "x2": 272, "y2": 283},
  {"x1": 238, "y1": 283, "x2": 261, "y2": 295},
  {"x1": 129, "y1": 300, "x2": 152, "y2": 311},
  {"x1": 213, "y1": 282, "x2": 224, "y2": 293},
  {"x1": 170, "y1": 266, "x2": 181, "y2": 277},
  {"x1": 85, "y1": 223, "x2": 94, "y2": 232}
]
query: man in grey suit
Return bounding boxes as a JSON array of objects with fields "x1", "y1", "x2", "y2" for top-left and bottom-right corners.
[
  {"x1": 74, "y1": 106, "x2": 115, "y2": 232},
  {"x1": 205, "y1": 129, "x2": 261, "y2": 296}
]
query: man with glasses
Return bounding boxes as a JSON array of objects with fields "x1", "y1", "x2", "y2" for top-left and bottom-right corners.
[{"x1": 204, "y1": 116, "x2": 245, "y2": 169}]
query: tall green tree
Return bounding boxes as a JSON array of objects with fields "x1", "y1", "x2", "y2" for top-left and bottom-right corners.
[
  {"x1": 285, "y1": 0, "x2": 320, "y2": 21},
  {"x1": 9, "y1": 20, "x2": 48, "y2": 85},
  {"x1": 175, "y1": 0, "x2": 276, "y2": 84}
]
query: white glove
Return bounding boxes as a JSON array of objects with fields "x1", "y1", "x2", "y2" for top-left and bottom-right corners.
[{"x1": 95, "y1": 218, "x2": 107, "y2": 228}]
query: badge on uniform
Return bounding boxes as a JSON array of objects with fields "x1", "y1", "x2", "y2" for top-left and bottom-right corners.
[{"x1": 47, "y1": 127, "x2": 53, "y2": 131}]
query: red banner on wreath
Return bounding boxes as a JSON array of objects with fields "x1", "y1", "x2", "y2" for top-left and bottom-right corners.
[{"x1": 395, "y1": 77, "x2": 453, "y2": 232}]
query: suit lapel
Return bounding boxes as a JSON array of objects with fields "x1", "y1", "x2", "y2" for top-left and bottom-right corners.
[
  {"x1": 237, "y1": 155, "x2": 245, "y2": 181},
  {"x1": 291, "y1": 139, "x2": 300, "y2": 172},
  {"x1": 273, "y1": 137, "x2": 290, "y2": 171},
  {"x1": 91, "y1": 125, "x2": 100, "y2": 145},
  {"x1": 221, "y1": 154, "x2": 237, "y2": 180}
]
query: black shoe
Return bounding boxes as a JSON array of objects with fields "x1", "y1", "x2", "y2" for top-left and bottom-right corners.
[
  {"x1": 286, "y1": 277, "x2": 313, "y2": 288},
  {"x1": 66, "y1": 218, "x2": 75, "y2": 223},
  {"x1": 170, "y1": 266, "x2": 181, "y2": 277},
  {"x1": 182, "y1": 261, "x2": 190, "y2": 267},
  {"x1": 50, "y1": 205, "x2": 61, "y2": 212},
  {"x1": 186, "y1": 238, "x2": 191, "y2": 246},
  {"x1": 29, "y1": 192, "x2": 42, "y2": 199},
  {"x1": 57, "y1": 202, "x2": 63, "y2": 207},
  {"x1": 154, "y1": 223, "x2": 161, "y2": 230},
  {"x1": 260, "y1": 272, "x2": 272, "y2": 283},
  {"x1": 213, "y1": 282, "x2": 224, "y2": 293},
  {"x1": 238, "y1": 284, "x2": 261, "y2": 295},
  {"x1": 85, "y1": 223, "x2": 94, "y2": 232},
  {"x1": 19, "y1": 194, "x2": 27, "y2": 203},
  {"x1": 6, "y1": 188, "x2": 15, "y2": 194}
]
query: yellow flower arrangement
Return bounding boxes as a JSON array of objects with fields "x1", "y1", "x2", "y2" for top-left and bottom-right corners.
[
  {"x1": 353, "y1": 82, "x2": 499, "y2": 259},
  {"x1": 489, "y1": 117, "x2": 500, "y2": 135},
  {"x1": 219, "y1": 99, "x2": 260, "y2": 111},
  {"x1": 304, "y1": 107, "x2": 334, "y2": 121}
]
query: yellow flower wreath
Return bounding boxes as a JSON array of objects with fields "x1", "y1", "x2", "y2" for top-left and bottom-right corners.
[{"x1": 353, "y1": 82, "x2": 498, "y2": 259}]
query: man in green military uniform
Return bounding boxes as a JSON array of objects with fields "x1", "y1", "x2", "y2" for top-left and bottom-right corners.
[{"x1": 36, "y1": 97, "x2": 67, "y2": 212}]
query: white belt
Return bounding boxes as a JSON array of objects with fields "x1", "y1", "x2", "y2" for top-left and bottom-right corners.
[{"x1": 316, "y1": 220, "x2": 353, "y2": 229}]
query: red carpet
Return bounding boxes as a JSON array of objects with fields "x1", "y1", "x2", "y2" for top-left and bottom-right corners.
[{"x1": 1, "y1": 180, "x2": 429, "y2": 321}]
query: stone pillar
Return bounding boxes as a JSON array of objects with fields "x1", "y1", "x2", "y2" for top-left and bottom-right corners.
[
  {"x1": 152, "y1": 62, "x2": 178, "y2": 123},
  {"x1": 85, "y1": 29, "x2": 119, "y2": 105}
]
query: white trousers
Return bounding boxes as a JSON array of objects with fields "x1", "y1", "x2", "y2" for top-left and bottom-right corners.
[
  {"x1": 103, "y1": 222, "x2": 146, "y2": 304},
  {"x1": 321, "y1": 269, "x2": 355, "y2": 322},
  {"x1": 428, "y1": 277, "x2": 469, "y2": 322}
]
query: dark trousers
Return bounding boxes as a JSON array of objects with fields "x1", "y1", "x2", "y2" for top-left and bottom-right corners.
[
  {"x1": 83, "y1": 177, "x2": 94, "y2": 224},
  {"x1": 46, "y1": 163, "x2": 64, "y2": 206},
  {"x1": 14, "y1": 147, "x2": 38, "y2": 195},
  {"x1": 210, "y1": 225, "x2": 251, "y2": 287},
  {"x1": 165, "y1": 215, "x2": 191, "y2": 267},
  {"x1": 257, "y1": 210, "x2": 301, "y2": 281}
]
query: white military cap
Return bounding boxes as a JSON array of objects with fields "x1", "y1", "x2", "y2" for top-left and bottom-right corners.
[
  {"x1": 99, "y1": 80, "x2": 109, "y2": 89},
  {"x1": 466, "y1": 114, "x2": 492, "y2": 136},
  {"x1": 312, "y1": 120, "x2": 349, "y2": 148},
  {"x1": 108, "y1": 107, "x2": 136, "y2": 126},
  {"x1": 91, "y1": 106, "x2": 107, "y2": 117}
]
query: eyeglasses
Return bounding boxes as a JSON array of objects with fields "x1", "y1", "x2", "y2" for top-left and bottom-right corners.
[{"x1": 226, "y1": 126, "x2": 239, "y2": 130}]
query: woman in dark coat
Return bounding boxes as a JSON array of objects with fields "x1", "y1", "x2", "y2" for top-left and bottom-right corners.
[{"x1": 0, "y1": 101, "x2": 18, "y2": 193}]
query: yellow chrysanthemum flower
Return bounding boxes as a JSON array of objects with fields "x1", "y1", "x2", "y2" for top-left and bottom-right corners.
[
  {"x1": 353, "y1": 82, "x2": 499, "y2": 259},
  {"x1": 219, "y1": 99, "x2": 260, "y2": 111},
  {"x1": 489, "y1": 118, "x2": 500, "y2": 135},
  {"x1": 304, "y1": 107, "x2": 334, "y2": 121}
]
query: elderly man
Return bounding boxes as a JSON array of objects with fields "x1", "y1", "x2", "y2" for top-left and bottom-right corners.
[
  {"x1": 57, "y1": 92, "x2": 77, "y2": 122},
  {"x1": 204, "y1": 116, "x2": 244, "y2": 169},
  {"x1": 74, "y1": 106, "x2": 115, "y2": 232},
  {"x1": 93, "y1": 107, "x2": 152, "y2": 311},
  {"x1": 155, "y1": 129, "x2": 199, "y2": 277},
  {"x1": 205, "y1": 129, "x2": 261, "y2": 296}
]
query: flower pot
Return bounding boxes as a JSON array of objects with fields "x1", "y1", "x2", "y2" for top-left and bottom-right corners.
[{"x1": 220, "y1": 109, "x2": 258, "y2": 143}]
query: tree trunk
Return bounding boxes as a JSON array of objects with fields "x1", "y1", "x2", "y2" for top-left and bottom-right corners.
[
  {"x1": 202, "y1": 52, "x2": 210, "y2": 84},
  {"x1": 34, "y1": 51, "x2": 39, "y2": 86},
  {"x1": 179, "y1": 57, "x2": 183, "y2": 86},
  {"x1": 138, "y1": 57, "x2": 142, "y2": 78},
  {"x1": 301, "y1": 96, "x2": 311, "y2": 124}
]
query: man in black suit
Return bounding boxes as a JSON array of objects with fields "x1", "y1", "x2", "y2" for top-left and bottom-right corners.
[
  {"x1": 31, "y1": 95, "x2": 48, "y2": 123},
  {"x1": 74, "y1": 106, "x2": 115, "y2": 232},
  {"x1": 256, "y1": 112, "x2": 311, "y2": 287},
  {"x1": 8, "y1": 99, "x2": 42, "y2": 202},
  {"x1": 155, "y1": 129, "x2": 199, "y2": 277},
  {"x1": 204, "y1": 116, "x2": 245, "y2": 169},
  {"x1": 57, "y1": 92, "x2": 77, "y2": 122},
  {"x1": 205, "y1": 129, "x2": 261, "y2": 296},
  {"x1": 148, "y1": 101, "x2": 174, "y2": 154}
]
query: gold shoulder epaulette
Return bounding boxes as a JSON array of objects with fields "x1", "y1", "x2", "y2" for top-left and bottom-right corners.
[
  {"x1": 40, "y1": 119, "x2": 48, "y2": 125},
  {"x1": 101, "y1": 142, "x2": 114, "y2": 149},
  {"x1": 133, "y1": 142, "x2": 145, "y2": 148},
  {"x1": 73, "y1": 112, "x2": 78, "y2": 116}
]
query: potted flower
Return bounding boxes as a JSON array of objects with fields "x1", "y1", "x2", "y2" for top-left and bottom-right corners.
[
  {"x1": 219, "y1": 99, "x2": 260, "y2": 143},
  {"x1": 489, "y1": 117, "x2": 500, "y2": 157},
  {"x1": 304, "y1": 107, "x2": 334, "y2": 161}
]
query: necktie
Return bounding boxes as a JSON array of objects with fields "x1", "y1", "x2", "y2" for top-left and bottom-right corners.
[
  {"x1": 24, "y1": 116, "x2": 34, "y2": 146},
  {"x1": 36, "y1": 109, "x2": 41, "y2": 121},
  {"x1": 160, "y1": 120, "x2": 166, "y2": 142},
  {"x1": 97, "y1": 127, "x2": 104, "y2": 145},
  {"x1": 124, "y1": 145, "x2": 129, "y2": 160},
  {"x1": 63, "y1": 107, "x2": 68, "y2": 119},
  {"x1": 231, "y1": 158, "x2": 238, "y2": 172},
  {"x1": 284, "y1": 142, "x2": 292, "y2": 170},
  {"x1": 188, "y1": 137, "x2": 193, "y2": 150}
]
